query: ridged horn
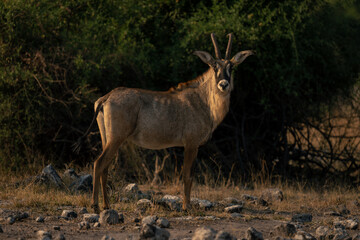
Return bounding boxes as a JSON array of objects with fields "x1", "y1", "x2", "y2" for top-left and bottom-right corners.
[
  {"x1": 210, "y1": 33, "x2": 221, "y2": 59},
  {"x1": 225, "y1": 33, "x2": 233, "y2": 60}
]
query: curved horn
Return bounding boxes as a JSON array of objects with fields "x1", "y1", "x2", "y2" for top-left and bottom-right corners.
[
  {"x1": 225, "y1": 33, "x2": 233, "y2": 60},
  {"x1": 210, "y1": 33, "x2": 222, "y2": 59}
]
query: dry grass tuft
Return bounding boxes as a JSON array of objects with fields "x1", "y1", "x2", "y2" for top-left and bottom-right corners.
[{"x1": 0, "y1": 171, "x2": 358, "y2": 219}]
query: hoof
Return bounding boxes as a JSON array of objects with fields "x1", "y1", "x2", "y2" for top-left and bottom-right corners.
[
  {"x1": 182, "y1": 203, "x2": 192, "y2": 212},
  {"x1": 91, "y1": 204, "x2": 100, "y2": 214}
]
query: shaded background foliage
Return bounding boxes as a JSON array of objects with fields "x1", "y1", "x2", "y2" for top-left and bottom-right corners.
[{"x1": 0, "y1": 0, "x2": 359, "y2": 183}]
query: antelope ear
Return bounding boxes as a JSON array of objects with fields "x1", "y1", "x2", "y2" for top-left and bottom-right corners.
[
  {"x1": 231, "y1": 50, "x2": 255, "y2": 66},
  {"x1": 194, "y1": 51, "x2": 216, "y2": 66}
]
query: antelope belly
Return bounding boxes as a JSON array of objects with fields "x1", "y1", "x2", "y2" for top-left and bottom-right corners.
[{"x1": 129, "y1": 120, "x2": 184, "y2": 150}]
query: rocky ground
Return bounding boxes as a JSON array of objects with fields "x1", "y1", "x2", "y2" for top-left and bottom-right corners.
[{"x1": 0, "y1": 165, "x2": 359, "y2": 240}]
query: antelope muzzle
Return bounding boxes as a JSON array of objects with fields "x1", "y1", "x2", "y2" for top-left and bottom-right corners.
[{"x1": 218, "y1": 79, "x2": 230, "y2": 92}]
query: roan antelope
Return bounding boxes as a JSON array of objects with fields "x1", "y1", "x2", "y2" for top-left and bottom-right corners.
[{"x1": 75, "y1": 33, "x2": 254, "y2": 213}]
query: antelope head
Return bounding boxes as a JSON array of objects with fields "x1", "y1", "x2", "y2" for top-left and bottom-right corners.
[{"x1": 194, "y1": 33, "x2": 254, "y2": 93}]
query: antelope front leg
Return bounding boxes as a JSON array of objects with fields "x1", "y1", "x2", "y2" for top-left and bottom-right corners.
[{"x1": 182, "y1": 147, "x2": 198, "y2": 211}]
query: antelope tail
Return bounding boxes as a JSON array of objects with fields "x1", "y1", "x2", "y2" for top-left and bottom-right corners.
[{"x1": 72, "y1": 100, "x2": 104, "y2": 154}]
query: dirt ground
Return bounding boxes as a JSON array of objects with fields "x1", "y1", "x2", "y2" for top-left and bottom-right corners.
[
  {"x1": 0, "y1": 181, "x2": 359, "y2": 240},
  {"x1": 0, "y1": 215, "x2": 280, "y2": 239},
  {"x1": 1, "y1": 205, "x2": 359, "y2": 240}
]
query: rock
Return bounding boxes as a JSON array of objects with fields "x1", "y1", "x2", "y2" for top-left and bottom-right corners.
[
  {"x1": 161, "y1": 194, "x2": 182, "y2": 202},
  {"x1": 274, "y1": 223, "x2": 297, "y2": 237},
  {"x1": 99, "y1": 209, "x2": 120, "y2": 225},
  {"x1": 61, "y1": 210, "x2": 77, "y2": 219},
  {"x1": 94, "y1": 222, "x2": 101, "y2": 227},
  {"x1": 191, "y1": 198, "x2": 214, "y2": 210},
  {"x1": 123, "y1": 183, "x2": 146, "y2": 200},
  {"x1": 224, "y1": 204, "x2": 243, "y2": 213},
  {"x1": 36, "y1": 216, "x2": 45, "y2": 223},
  {"x1": 142, "y1": 215, "x2": 158, "y2": 225},
  {"x1": 353, "y1": 234, "x2": 360, "y2": 240},
  {"x1": 6, "y1": 216, "x2": 15, "y2": 224},
  {"x1": 63, "y1": 168, "x2": 79, "y2": 180},
  {"x1": 83, "y1": 213, "x2": 99, "y2": 223},
  {"x1": 332, "y1": 228, "x2": 350, "y2": 240},
  {"x1": 15, "y1": 212, "x2": 29, "y2": 220},
  {"x1": 246, "y1": 227, "x2": 263, "y2": 240},
  {"x1": 291, "y1": 214, "x2": 312, "y2": 223},
  {"x1": 138, "y1": 191, "x2": 152, "y2": 200},
  {"x1": 159, "y1": 195, "x2": 182, "y2": 211},
  {"x1": 137, "y1": 199, "x2": 153, "y2": 209},
  {"x1": 173, "y1": 216, "x2": 193, "y2": 221},
  {"x1": 215, "y1": 230, "x2": 237, "y2": 240},
  {"x1": 79, "y1": 221, "x2": 90, "y2": 230},
  {"x1": 55, "y1": 233, "x2": 66, "y2": 240},
  {"x1": 221, "y1": 197, "x2": 244, "y2": 206},
  {"x1": 260, "y1": 188, "x2": 283, "y2": 202},
  {"x1": 241, "y1": 194, "x2": 258, "y2": 201},
  {"x1": 294, "y1": 231, "x2": 316, "y2": 240},
  {"x1": 324, "y1": 211, "x2": 342, "y2": 217},
  {"x1": 336, "y1": 219, "x2": 359, "y2": 230},
  {"x1": 0, "y1": 224, "x2": 3, "y2": 233},
  {"x1": 53, "y1": 226, "x2": 60, "y2": 230},
  {"x1": 37, "y1": 230, "x2": 52, "y2": 240},
  {"x1": 195, "y1": 216, "x2": 219, "y2": 221},
  {"x1": 40, "y1": 164, "x2": 63, "y2": 187},
  {"x1": 156, "y1": 217, "x2": 170, "y2": 228},
  {"x1": 315, "y1": 226, "x2": 330, "y2": 240},
  {"x1": 140, "y1": 223, "x2": 170, "y2": 240},
  {"x1": 69, "y1": 174, "x2": 92, "y2": 192},
  {"x1": 101, "y1": 235, "x2": 115, "y2": 240},
  {"x1": 334, "y1": 221, "x2": 346, "y2": 230},
  {"x1": 192, "y1": 226, "x2": 217, "y2": 240},
  {"x1": 79, "y1": 207, "x2": 88, "y2": 214},
  {"x1": 231, "y1": 213, "x2": 244, "y2": 218},
  {"x1": 119, "y1": 212, "x2": 125, "y2": 222},
  {"x1": 256, "y1": 198, "x2": 268, "y2": 206},
  {"x1": 124, "y1": 183, "x2": 139, "y2": 193}
]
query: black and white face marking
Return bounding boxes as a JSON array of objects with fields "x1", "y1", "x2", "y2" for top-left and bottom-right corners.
[{"x1": 213, "y1": 61, "x2": 232, "y2": 93}]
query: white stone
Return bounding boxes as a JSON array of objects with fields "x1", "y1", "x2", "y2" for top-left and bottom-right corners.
[
  {"x1": 192, "y1": 226, "x2": 216, "y2": 240},
  {"x1": 224, "y1": 204, "x2": 243, "y2": 213},
  {"x1": 123, "y1": 183, "x2": 139, "y2": 193},
  {"x1": 79, "y1": 221, "x2": 90, "y2": 230},
  {"x1": 142, "y1": 215, "x2": 158, "y2": 225},
  {"x1": 83, "y1": 213, "x2": 99, "y2": 223},
  {"x1": 61, "y1": 210, "x2": 77, "y2": 219}
]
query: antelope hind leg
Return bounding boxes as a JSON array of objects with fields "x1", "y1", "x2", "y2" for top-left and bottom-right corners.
[
  {"x1": 92, "y1": 141, "x2": 120, "y2": 213},
  {"x1": 100, "y1": 167, "x2": 110, "y2": 210}
]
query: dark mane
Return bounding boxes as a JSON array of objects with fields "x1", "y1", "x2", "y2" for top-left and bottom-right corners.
[{"x1": 168, "y1": 69, "x2": 210, "y2": 93}]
